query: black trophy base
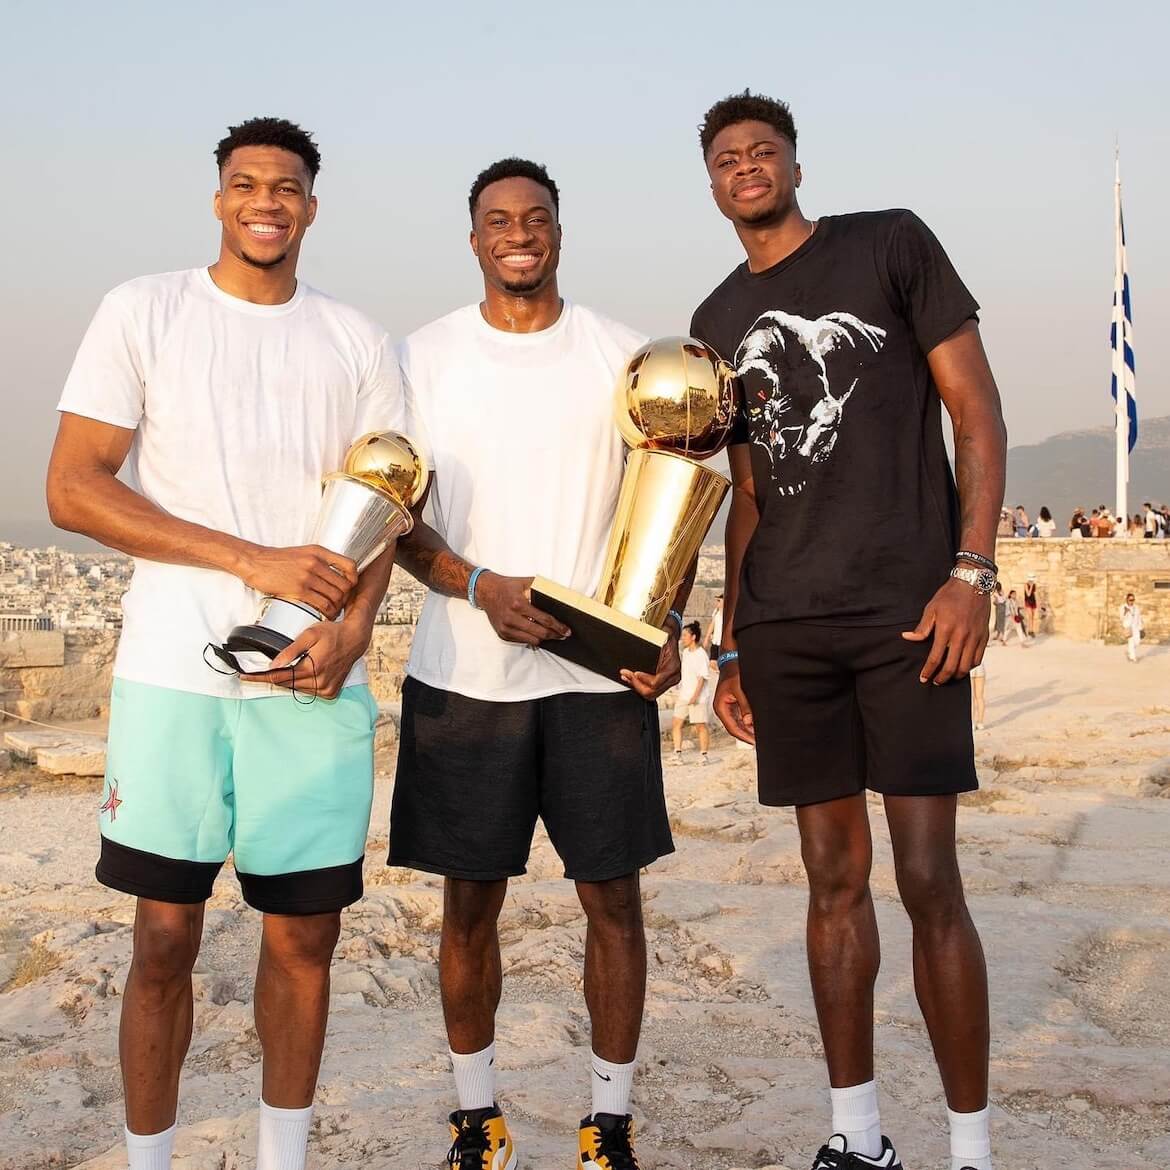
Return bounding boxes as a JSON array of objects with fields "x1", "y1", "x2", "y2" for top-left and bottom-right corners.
[
  {"x1": 210, "y1": 623, "x2": 294, "y2": 676},
  {"x1": 530, "y1": 577, "x2": 668, "y2": 683}
]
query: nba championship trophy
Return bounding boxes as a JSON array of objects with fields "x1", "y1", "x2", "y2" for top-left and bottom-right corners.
[
  {"x1": 211, "y1": 431, "x2": 430, "y2": 675},
  {"x1": 532, "y1": 337, "x2": 737, "y2": 681}
]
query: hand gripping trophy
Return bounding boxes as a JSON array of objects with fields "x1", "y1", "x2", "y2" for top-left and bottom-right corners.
[
  {"x1": 211, "y1": 431, "x2": 430, "y2": 675},
  {"x1": 532, "y1": 337, "x2": 737, "y2": 680}
]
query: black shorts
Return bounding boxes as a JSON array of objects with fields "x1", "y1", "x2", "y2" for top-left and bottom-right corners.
[
  {"x1": 738, "y1": 621, "x2": 978, "y2": 807},
  {"x1": 388, "y1": 677, "x2": 674, "y2": 882}
]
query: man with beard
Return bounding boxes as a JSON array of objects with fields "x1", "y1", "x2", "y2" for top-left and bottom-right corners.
[
  {"x1": 389, "y1": 157, "x2": 681, "y2": 1170},
  {"x1": 689, "y1": 93, "x2": 1007, "y2": 1170},
  {"x1": 47, "y1": 117, "x2": 402, "y2": 1170}
]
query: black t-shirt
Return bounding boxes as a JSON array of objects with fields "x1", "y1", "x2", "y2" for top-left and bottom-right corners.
[{"x1": 690, "y1": 210, "x2": 978, "y2": 632}]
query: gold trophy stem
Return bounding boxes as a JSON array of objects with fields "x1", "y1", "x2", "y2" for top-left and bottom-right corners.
[{"x1": 594, "y1": 448, "x2": 730, "y2": 629}]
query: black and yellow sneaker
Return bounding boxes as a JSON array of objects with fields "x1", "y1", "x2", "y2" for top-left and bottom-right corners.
[
  {"x1": 810, "y1": 1133, "x2": 903, "y2": 1169},
  {"x1": 446, "y1": 1105, "x2": 516, "y2": 1170},
  {"x1": 578, "y1": 1112, "x2": 641, "y2": 1170}
]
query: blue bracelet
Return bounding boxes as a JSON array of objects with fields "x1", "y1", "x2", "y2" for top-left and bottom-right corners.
[
  {"x1": 666, "y1": 608, "x2": 684, "y2": 632},
  {"x1": 468, "y1": 566, "x2": 489, "y2": 610},
  {"x1": 717, "y1": 649, "x2": 740, "y2": 669}
]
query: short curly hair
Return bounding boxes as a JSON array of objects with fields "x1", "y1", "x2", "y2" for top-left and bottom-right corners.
[
  {"x1": 215, "y1": 117, "x2": 321, "y2": 182},
  {"x1": 469, "y1": 157, "x2": 559, "y2": 220},
  {"x1": 698, "y1": 91, "x2": 797, "y2": 157}
]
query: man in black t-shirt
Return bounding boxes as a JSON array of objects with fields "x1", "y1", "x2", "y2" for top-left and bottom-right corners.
[{"x1": 691, "y1": 92, "x2": 1007, "y2": 1170}]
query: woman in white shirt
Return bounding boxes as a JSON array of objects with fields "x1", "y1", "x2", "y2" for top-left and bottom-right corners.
[
  {"x1": 672, "y1": 622, "x2": 712, "y2": 764},
  {"x1": 1121, "y1": 594, "x2": 1143, "y2": 662}
]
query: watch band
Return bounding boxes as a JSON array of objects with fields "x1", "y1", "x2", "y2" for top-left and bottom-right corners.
[
  {"x1": 665, "y1": 608, "x2": 684, "y2": 633},
  {"x1": 717, "y1": 649, "x2": 740, "y2": 669},
  {"x1": 955, "y1": 549, "x2": 998, "y2": 574}
]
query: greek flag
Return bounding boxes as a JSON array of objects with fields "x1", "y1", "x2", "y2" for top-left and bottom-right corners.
[{"x1": 1111, "y1": 152, "x2": 1136, "y2": 517}]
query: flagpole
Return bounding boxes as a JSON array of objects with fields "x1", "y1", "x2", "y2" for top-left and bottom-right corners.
[{"x1": 1112, "y1": 148, "x2": 1127, "y2": 525}]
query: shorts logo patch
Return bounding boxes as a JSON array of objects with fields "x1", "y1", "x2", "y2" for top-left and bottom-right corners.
[{"x1": 99, "y1": 779, "x2": 123, "y2": 821}]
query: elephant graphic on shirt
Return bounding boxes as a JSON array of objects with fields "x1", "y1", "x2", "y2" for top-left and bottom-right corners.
[{"x1": 734, "y1": 310, "x2": 887, "y2": 496}]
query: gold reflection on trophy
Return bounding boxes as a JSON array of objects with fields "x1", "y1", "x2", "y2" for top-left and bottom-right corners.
[
  {"x1": 341, "y1": 431, "x2": 430, "y2": 507},
  {"x1": 614, "y1": 338, "x2": 736, "y2": 457}
]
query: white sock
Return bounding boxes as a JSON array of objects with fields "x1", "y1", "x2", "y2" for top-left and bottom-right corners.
[
  {"x1": 450, "y1": 1041, "x2": 496, "y2": 1111},
  {"x1": 125, "y1": 1123, "x2": 175, "y2": 1170},
  {"x1": 256, "y1": 1101, "x2": 313, "y2": 1170},
  {"x1": 948, "y1": 1105, "x2": 992, "y2": 1170},
  {"x1": 829, "y1": 1080, "x2": 882, "y2": 1158},
  {"x1": 590, "y1": 1051, "x2": 636, "y2": 1118}
]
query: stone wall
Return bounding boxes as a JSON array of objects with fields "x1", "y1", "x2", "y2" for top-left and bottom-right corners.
[
  {"x1": 0, "y1": 630, "x2": 115, "y2": 722},
  {"x1": 996, "y1": 539, "x2": 1170, "y2": 643}
]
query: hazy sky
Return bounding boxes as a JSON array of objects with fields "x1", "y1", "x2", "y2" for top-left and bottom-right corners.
[{"x1": 2, "y1": 0, "x2": 1168, "y2": 547}]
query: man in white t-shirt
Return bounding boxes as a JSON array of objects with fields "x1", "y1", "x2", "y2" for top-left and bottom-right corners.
[
  {"x1": 46, "y1": 118, "x2": 404, "y2": 1170},
  {"x1": 389, "y1": 158, "x2": 686, "y2": 1170}
]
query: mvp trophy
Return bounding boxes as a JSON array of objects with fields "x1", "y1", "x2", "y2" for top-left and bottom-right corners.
[
  {"x1": 532, "y1": 337, "x2": 737, "y2": 681},
  {"x1": 211, "y1": 431, "x2": 429, "y2": 675}
]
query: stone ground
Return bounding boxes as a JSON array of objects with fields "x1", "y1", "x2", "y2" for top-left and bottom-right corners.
[{"x1": 0, "y1": 636, "x2": 1167, "y2": 1169}]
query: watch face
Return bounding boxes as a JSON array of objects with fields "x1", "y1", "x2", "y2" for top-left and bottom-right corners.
[{"x1": 977, "y1": 569, "x2": 997, "y2": 592}]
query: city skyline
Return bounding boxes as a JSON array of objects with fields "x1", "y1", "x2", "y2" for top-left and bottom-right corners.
[{"x1": 2, "y1": 1, "x2": 1169, "y2": 549}]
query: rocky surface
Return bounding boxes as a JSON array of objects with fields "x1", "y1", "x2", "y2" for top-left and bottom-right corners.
[{"x1": 0, "y1": 637, "x2": 1167, "y2": 1169}]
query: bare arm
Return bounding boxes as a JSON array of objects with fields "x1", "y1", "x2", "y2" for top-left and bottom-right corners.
[
  {"x1": 712, "y1": 443, "x2": 759, "y2": 743},
  {"x1": 395, "y1": 482, "x2": 476, "y2": 599},
  {"x1": 929, "y1": 320, "x2": 1007, "y2": 562},
  {"x1": 46, "y1": 413, "x2": 358, "y2": 617},
  {"x1": 902, "y1": 320, "x2": 1008, "y2": 683}
]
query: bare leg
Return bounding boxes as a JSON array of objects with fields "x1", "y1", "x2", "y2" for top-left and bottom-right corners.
[
  {"x1": 697, "y1": 724, "x2": 710, "y2": 754},
  {"x1": 440, "y1": 878, "x2": 508, "y2": 1052},
  {"x1": 576, "y1": 872, "x2": 645, "y2": 1063},
  {"x1": 796, "y1": 794, "x2": 879, "y2": 1087},
  {"x1": 120, "y1": 899, "x2": 204, "y2": 1134},
  {"x1": 884, "y1": 794, "x2": 989, "y2": 1112},
  {"x1": 671, "y1": 718, "x2": 684, "y2": 753},
  {"x1": 255, "y1": 912, "x2": 342, "y2": 1107}
]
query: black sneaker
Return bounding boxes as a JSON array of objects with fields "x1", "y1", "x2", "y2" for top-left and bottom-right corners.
[
  {"x1": 446, "y1": 1105, "x2": 516, "y2": 1170},
  {"x1": 810, "y1": 1133, "x2": 903, "y2": 1169},
  {"x1": 579, "y1": 1111, "x2": 641, "y2": 1170}
]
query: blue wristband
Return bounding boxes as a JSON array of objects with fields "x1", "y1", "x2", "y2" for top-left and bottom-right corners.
[
  {"x1": 468, "y1": 566, "x2": 489, "y2": 610},
  {"x1": 666, "y1": 608, "x2": 684, "y2": 632},
  {"x1": 717, "y1": 649, "x2": 740, "y2": 669}
]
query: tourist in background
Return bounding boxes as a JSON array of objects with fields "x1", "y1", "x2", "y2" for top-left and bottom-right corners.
[
  {"x1": 673, "y1": 621, "x2": 712, "y2": 764},
  {"x1": 1121, "y1": 593, "x2": 1143, "y2": 662},
  {"x1": 997, "y1": 508, "x2": 1014, "y2": 538},
  {"x1": 1006, "y1": 590, "x2": 1029, "y2": 646},
  {"x1": 1013, "y1": 505, "x2": 1029, "y2": 537},
  {"x1": 1069, "y1": 507, "x2": 1087, "y2": 538},
  {"x1": 1129, "y1": 513, "x2": 1144, "y2": 539},
  {"x1": 1034, "y1": 506, "x2": 1056, "y2": 538},
  {"x1": 1144, "y1": 503, "x2": 1159, "y2": 539},
  {"x1": 1023, "y1": 578, "x2": 1038, "y2": 636},
  {"x1": 991, "y1": 583, "x2": 1007, "y2": 644}
]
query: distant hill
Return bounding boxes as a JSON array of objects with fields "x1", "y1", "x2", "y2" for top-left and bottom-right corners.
[
  {"x1": 1005, "y1": 414, "x2": 1170, "y2": 524},
  {"x1": 707, "y1": 415, "x2": 1170, "y2": 539}
]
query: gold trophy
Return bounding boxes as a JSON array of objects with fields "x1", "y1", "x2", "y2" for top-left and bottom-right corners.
[
  {"x1": 211, "y1": 431, "x2": 430, "y2": 675},
  {"x1": 532, "y1": 337, "x2": 737, "y2": 681}
]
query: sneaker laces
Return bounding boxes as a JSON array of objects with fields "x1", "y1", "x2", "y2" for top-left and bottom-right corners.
[
  {"x1": 447, "y1": 1115, "x2": 492, "y2": 1170},
  {"x1": 812, "y1": 1145, "x2": 850, "y2": 1170},
  {"x1": 593, "y1": 1116, "x2": 640, "y2": 1170}
]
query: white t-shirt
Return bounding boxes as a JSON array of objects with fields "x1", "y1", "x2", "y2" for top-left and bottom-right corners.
[
  {"x1": 400, "y1": 301, "x2": 647, "y2": 701},
  {"x1": 57, "y1": 268, "x2": 404, "y2": 699},
  {"x1": 1035, "y1": 518, "x2": 1056, "y2": 538},
  {"x1": 712, "y1": 607, "x2": 724, "y2": 644},
  {"x1": 679, "y1": 645, "x2": 710, "y2": 705}
]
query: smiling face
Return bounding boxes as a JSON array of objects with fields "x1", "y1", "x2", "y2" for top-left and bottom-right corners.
[
  {"x1": 470, "y1": 176, "x2": 561, "y2": 295},
  {"x1": 705, "y1": 119, "x2": 799, "y2": 228},
  {"x1": 214, "y1": 145, "x2": 317, "y2": 270}
]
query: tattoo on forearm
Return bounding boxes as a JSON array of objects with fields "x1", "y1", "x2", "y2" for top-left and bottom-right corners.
[
  {"x1": 954, "y1": 420, "x2": 1006, "y2": 554},
  {"x1": 396, "y1": 527, "x2": 473, "y2": 598}
]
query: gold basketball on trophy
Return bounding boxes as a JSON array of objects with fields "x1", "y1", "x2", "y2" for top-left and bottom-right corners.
[
  {"x1": 342, "y1": 431, "x2": 430, "y2": 506},
  {"x1": 614, "y1": 337, "x2": 736, "y2": 457}
]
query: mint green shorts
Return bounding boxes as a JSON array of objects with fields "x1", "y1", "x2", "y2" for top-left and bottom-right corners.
[{"x1": 96, "y1": 678, "x2": 377, "y2": 914}]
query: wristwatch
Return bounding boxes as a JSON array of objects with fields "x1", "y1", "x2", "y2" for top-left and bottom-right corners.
[{"x1": 950, "y1": 565, "x2": 997, "y2": 595}]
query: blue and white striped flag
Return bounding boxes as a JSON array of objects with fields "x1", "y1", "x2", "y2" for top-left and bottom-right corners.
[{"x1": 1111, "y1": 152, "x2": 1136, "y2": 518}]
